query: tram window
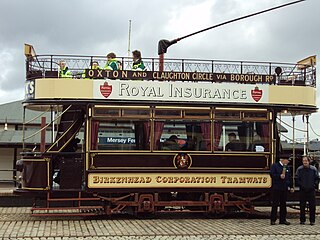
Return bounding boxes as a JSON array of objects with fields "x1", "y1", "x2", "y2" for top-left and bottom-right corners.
[
  {"x1": 93, "y1": 108, "x2": 120, "y2": 117},
  {"x1": 184, "y1": 109, "x2": 211, "y2": 118},
  {"x1": 154, "y1": 109, "x2": 182, "y2": 118},
  {"x1": 243, "y1": 111, "x2": 268, "y2": 120},
  {"x1": 154, "y1": 120, "x2": 211, "y2": 151},
  {"x1": 122, "y1": 109, "x2": 150, "y2": 117},
  {"x1": 215, "y1": 110, "x2": 241, "y2": 120},
  {"x1": 91, "y1": 121, "x2": 150, "y2": 151},
  {"x1": 214, "y1": 121, "x2": 270, "y2": 152}
]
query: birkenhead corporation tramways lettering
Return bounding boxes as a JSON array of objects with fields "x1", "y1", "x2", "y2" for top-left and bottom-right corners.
[{"x1": 92, "y1": 175, "x2": 268, "y2": 185}]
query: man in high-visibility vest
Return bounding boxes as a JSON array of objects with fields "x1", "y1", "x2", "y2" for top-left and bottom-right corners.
[
  {"x1": 132, "y1": 50, "x2": 146, "y2": 71},
  {"x1": 82, "y1": 61, "x2": 100, "y2": 78},
  {"x1": 104, "y1": 52, "x2": 121, "y2": 70},
  {"x1": 59, "y1": 60, "x2": 72, "y2": 78}
]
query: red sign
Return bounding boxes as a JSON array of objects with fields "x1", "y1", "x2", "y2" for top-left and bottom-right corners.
[
  {"x1": 100, "y1": 82, "x2": 112, "y2": 98},
  {"x1": 251, "y1": 87, "x2": 263, "y2": 102}
]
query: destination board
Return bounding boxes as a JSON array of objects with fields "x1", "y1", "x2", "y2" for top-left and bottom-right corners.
[{"x1": 85, "y1": 69, "x2": 276, "y2": 84}]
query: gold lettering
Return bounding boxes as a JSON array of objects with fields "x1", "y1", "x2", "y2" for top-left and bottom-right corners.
[
  {"x1": 97, "y1": 69, "x2": 103, "y2": 78},
  {"x1": 185, "y1": 177, "x2": 190, "y2": 183},
  {"x1": 246, "y1": 177, "x2": 253, "y2": 183},
  {"x1": 162, "y1": 177, "x2": 168, "y2": 183},
  {"x1": 93, "y1": 176, "x2": 99, "y2": 184},
  {"x1": 122, "y1": 70, "x2": 128, "y2": 78},
  {"x1": 156, "y1": 176, "x2": 162, "y2": 183},
  {"x1": 221, "y1": 176, "x2": 227, "y2": 183},
  {"x1": 88, "y1": 69, "x2": 94, "y2": 78},
  {"x1": 104, "y1": 177, "x2": 109, "y2": 183},
  {"x1": 239, "y1": 177, "x2": 245, "y2": 183}
]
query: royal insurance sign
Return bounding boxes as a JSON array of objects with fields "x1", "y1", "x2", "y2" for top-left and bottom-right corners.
[{"x1": 93, "y1": 79, "x2": 268, "y2": 104}]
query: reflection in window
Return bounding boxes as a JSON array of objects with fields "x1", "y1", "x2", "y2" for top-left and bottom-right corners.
[
  {"x1": 154, "y1": 120, "x2": 211, "y2": 151},
  {"x1": 215, "y1": 121, "x2": 269, "y2": 152},
  {"x1": 91, "y1": 120, "x2": 150, "y2": 150}
]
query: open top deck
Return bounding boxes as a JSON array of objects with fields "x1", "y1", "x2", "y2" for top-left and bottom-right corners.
[{"x1": 24, "y1": 54, "x2": 317, "y2": 114}]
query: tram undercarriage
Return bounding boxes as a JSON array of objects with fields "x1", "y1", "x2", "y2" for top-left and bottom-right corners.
[{"x1": 29, "y1": 190, "x2": 268, "y2": 217}]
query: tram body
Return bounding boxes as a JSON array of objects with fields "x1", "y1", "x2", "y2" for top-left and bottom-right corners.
[{"x1": 17, "y1": 47, "x2": 317, "y2": 216}]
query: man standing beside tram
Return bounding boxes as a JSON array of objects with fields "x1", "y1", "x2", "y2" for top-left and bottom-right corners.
[
  {"x1": 270, "y1": 155, "x2": 293, "y2": 225},
  {"x1": 296, "y1": 156, "x2": 319, "y2": 225}
]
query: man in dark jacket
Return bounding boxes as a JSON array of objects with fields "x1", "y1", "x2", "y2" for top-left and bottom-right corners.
[
  {"x1": 296, "y1": 156, "x2": 319, "y2": 225},
  {"x1": 270, "y1": 155, "x2": 293, "y2": 225}
]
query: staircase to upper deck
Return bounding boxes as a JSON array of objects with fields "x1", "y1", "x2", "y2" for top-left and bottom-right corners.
[{"x1": 46, "y1": 106, "x2": 85, "y2": 153}]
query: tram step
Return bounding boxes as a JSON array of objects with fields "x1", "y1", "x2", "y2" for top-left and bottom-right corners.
[
  {"x1": 31, "y1": 206, "x2": 105, "y2": 216},
  {"x1": 47, "y1": 197, "x2": 100, "y2": 202},
  {"x1": 32, "y1": 206, "x2": 104, "y2": 210}
]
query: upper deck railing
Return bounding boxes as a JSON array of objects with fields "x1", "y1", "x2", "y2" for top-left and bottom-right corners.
[{"x1": 26, "y1": 55, "x2": 316, "y2": 87}]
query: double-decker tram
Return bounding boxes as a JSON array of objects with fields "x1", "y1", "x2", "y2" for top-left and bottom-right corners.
[{"x1": 17, "y1": 44, "x2": 317, "y2": 216}]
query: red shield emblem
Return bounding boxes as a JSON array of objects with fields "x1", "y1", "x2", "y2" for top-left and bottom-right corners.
[
  {"x1": 100, "y1": 82, "x2": 112, "y2": 98},
  {"x1": 251, "y1": 87, "x2": 262, "y2": 102}
]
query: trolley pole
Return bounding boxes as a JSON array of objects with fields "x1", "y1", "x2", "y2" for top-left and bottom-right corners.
[{"x1": 158, "y1": 0, "x2": 305, "y2": 71}]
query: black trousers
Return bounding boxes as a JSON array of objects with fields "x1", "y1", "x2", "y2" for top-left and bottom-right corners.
[
  {"x1": 270, "y1": 189, "x2": 287, "y2": 222},
  {"x1": 300, "y1": 189, "x2": 316, "y2": 223}
]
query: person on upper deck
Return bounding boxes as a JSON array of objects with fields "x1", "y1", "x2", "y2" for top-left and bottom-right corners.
[
  {"x1": 132, "y1": 50, "x2": 146, "y2": 71},
  {"x1": 225, "y1": 133, "x2": 243, "y2": 151},
  {"x1": 82, "y1": 61, "x2": 100, "y2": 78},
  {"x1": 104, "y1": 52, "x2": 121, "y2": 71},
  {"x1": 59, "y1": 60, "x2": 72, "y2": 78}
]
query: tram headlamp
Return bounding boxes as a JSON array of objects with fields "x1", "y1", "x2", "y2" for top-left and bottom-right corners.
[{"x1": 275, "y1": 67, "x2": 282, "y2": 76}]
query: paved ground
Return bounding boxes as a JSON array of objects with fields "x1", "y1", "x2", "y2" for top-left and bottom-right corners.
[{"x1": 1, "y1": 207, "x2": 320, "y2": 239}]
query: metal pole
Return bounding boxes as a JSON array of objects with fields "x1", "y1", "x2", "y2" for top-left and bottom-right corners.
[
  {"x1": 51, "y1": 106, "x2": 55, "y2": 143},
  {"x1": 306, "y1": 114, "x2": 310, "y2": 156},
  {"x1": 40, "y1": 117, "x2": 46, "y2": 152},
  {"x1": 22, "y1": 106, "x2": 26, "y2": 150},
  {"x1": 128, "y1": 20, "x2": 132, "y2": 57},
  {"x1": 159, "y1": 53, "x2": 164, "y2": 72},
  {"x1": 292, "y1": 114, "x2": 296, "y2": 187}
]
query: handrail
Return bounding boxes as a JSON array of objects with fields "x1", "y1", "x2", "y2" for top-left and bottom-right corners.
[
  {"x1": 23, "y1": 105, "x2": 72, "y2": 140},
  {"x1": 24, "y1": 107, "x2": 51, "y2": 124},
  {"x1": 32, "y1": 54, "x2": 305, "y2": 66},
  {"x1": 277, "y1": 118, "x2": 307, "y2": 132},
  {"x1": 26, "y1": 54, "x2": 316, "y2": 87}
]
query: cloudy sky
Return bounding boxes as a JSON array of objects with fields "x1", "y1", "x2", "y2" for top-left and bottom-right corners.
[{"x1": 0, "y1": 0, "x2": 319, "y2": 141}]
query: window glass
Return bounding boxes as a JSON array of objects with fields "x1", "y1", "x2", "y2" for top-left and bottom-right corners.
[
  {"x1": 91, "y1": 120, "x2": 150, "y2": 150},
  {"x1": 184, "y1": 109, "x2": 211, "y2": 118},
  {"x1": 214, "y1": 121, "x2": 269, "y2": 152},
  {"x1": 154, "y1": 120, "x2": 211, "y2": 151},
  {"x1": 154, "y1": 109, "x2": 182, "y2": 118},
  {"x1": 243, "y1": 111, "x2": 268, "y2": 120},
  {"x1": 122, "y1": 109, "x2": 150, "y2": 117},
  {"x1": 93, "y1": 108, "x2": 120, "y2": 117},
  {"x1": 215, "y1": 110, "x2": 241, "y2": 120}
]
